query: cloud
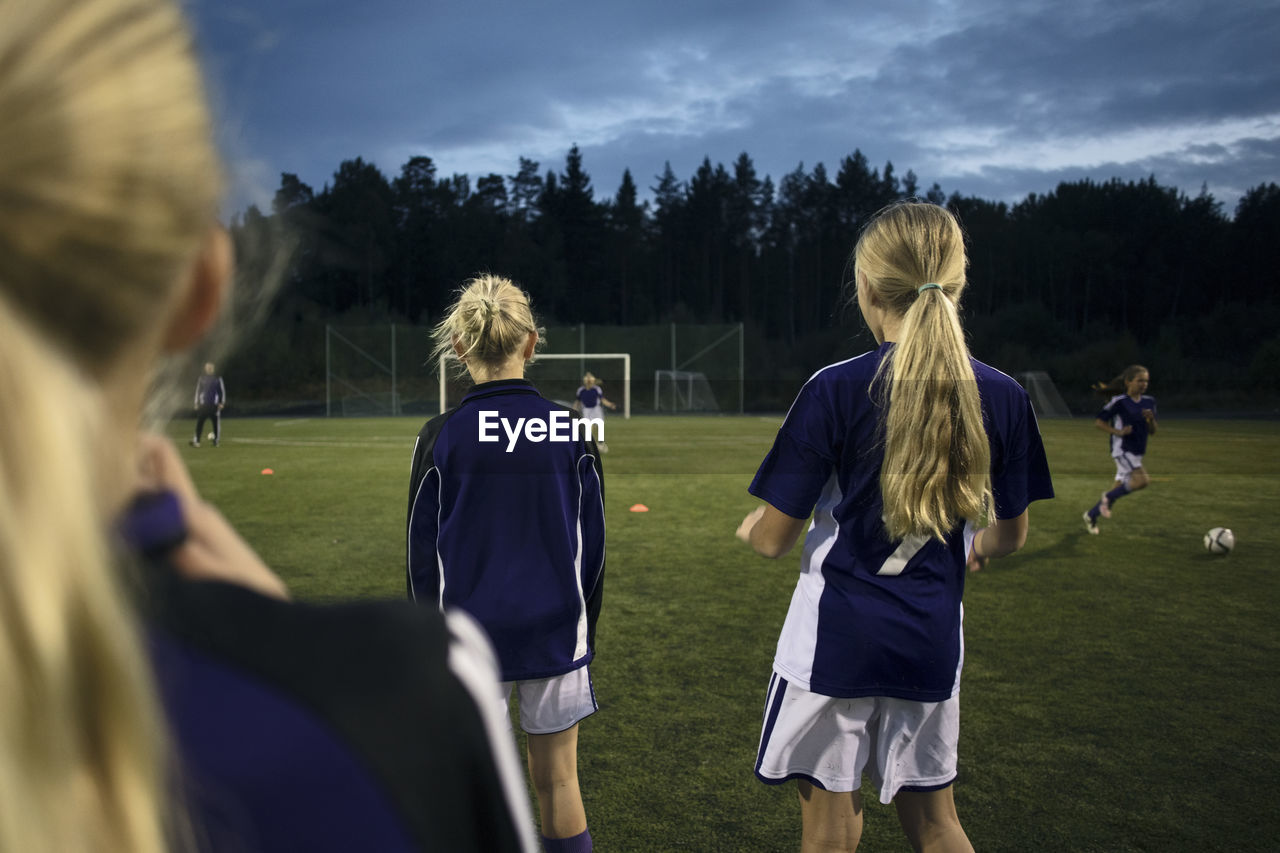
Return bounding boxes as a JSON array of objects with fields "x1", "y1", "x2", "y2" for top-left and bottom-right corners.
[{"x1": 189, "y1": 0, "x2": 1280, "y2": 216}]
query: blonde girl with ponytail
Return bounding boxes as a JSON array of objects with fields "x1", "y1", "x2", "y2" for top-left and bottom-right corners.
[
  {"x1": 0, "y1": 0, "x2": 225, "y2": 848},
  {"x1": 1, "y1": 1, "x2": 538, "y2": 850},
  {"x1": 410, "y1": 274, "x2": 606, "y2": 853},
  {"x1": 738, "y1": 202, "x2": 1054, "y2": 852}
]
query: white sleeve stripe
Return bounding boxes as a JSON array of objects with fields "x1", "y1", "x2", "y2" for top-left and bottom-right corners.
[
  {"x1": 570, "y1": 454, "x2": 599, "y2": 661},
  {"x1": 405, "y1": 437, "x2": 422, "y2": 602},
  {"x1": 443, "y1": 610, "x2": 538, "y2": 853},
  {"x1": 435, "y1": 472, "x2": 446, "y2": 611}
]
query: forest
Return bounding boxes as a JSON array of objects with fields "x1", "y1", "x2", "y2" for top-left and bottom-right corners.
[{"x1": 226, "y1": 145, "x2": 1280, "y2": 413}]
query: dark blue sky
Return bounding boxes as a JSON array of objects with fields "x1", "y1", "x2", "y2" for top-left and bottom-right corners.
[{"x1": 187, "y1": 0, "x2": 1280, "y2": 217}]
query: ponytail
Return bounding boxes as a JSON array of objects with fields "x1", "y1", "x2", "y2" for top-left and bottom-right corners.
[
  {"x1": 855, "y1": 202, "x2": 992, "y2": 541},
  {"x1": 0, "y1": 296, "x2": 171, "y2": 853},
  {"x1": 432, "y1": 274, "x2": 543, "y2": 377},
  {"x1": 1092, "y1": 364, "x2": 1147, "y2": 397}
]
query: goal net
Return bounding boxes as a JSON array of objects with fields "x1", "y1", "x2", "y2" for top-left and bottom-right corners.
[
  {"x1": 439, "y1": 352, "x2": 631, "y2": 418},
  {"x1": 654, "y1": 370, "x2": 720, "y2": 413},
  {"x1": 1015, "y1": 371, "x2": 1073, "y2": 418}
]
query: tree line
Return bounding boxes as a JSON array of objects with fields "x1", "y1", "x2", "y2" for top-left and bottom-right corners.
[{"x1": 229, "y1": 146, "x2": 1280, "y2": 408}]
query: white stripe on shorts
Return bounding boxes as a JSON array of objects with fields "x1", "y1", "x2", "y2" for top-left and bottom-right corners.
[{"x1": 1113, "y1": 451, "x2": 1143, "y2": 484}]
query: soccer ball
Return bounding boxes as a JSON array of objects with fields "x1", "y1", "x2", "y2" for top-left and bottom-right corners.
[
  {"x1": 1204, "y1": 527, "x2": 1234, "y2": 555},
  {"x1": 207, "y1": 432, "x2": 216, "y2": 441}
]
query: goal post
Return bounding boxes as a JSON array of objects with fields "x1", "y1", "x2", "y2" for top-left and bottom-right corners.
[
  {"x1": 439, "y1": 352, "x2": 631, "y2": 418},
  {"x1": 654, "y1": 370, "x2": 720, "y2": 412},
  {"x1": 325, "y1": 324, "x2": 402, "y2": 416},
  {"x1": 1014, "y1": 371, "x2": 1073, "y2": 418}
]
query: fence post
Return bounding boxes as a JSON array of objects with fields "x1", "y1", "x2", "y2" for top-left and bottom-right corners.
[
  {"x1": 739, "y1": 322, "x2": 745, "y2": 414},
  {"x1": 390, "y1": 323, "x2": 398, "y2": 416}
]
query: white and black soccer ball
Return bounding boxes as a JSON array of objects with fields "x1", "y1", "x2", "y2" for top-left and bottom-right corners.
[
  {"x1": 207, "y1": 432, "x2": 216, "y2": 441},
  {"x1": 1204, "y1": 527, "x2": 1234, "y2": 555}
]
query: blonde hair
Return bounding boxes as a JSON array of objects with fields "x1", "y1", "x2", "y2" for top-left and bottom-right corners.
[
  {"x1": 854, "y1": 202, "x2": 992, "y2": 541},
  {"x1": 0, "y1": 297, "x2": 171, "y2": 853},
  {"x1": 432, "y1": 274, "x2": 543, "y2": 377},
  {"x1": 0, "y1": 0, "x2": 225, "y2": 848},
  {"x1": 0, "y1": 0, "x2": 221, "y2": 377}
]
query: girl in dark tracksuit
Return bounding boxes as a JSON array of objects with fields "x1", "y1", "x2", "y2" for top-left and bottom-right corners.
[{"x1": 408, "y1": 275, "x2": 604, "y2": 853}]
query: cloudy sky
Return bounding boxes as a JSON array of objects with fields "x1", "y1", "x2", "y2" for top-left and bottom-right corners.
[{"x1": 187, "y1": 0, "x2": 1280, "y2": 218}]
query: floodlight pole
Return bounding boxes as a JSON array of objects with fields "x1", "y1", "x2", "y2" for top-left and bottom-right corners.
[{"x1": 325, "y1": 324, "x2": 331, "y2": 417}]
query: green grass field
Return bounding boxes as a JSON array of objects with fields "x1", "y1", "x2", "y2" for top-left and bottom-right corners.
[{"x1": 172, "y1": 414, "x2": 1280, "y2": 852}]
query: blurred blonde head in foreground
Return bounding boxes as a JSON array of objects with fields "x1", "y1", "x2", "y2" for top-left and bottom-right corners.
[{"x1": 0, "y1": 0, "x2": 225, "y2": 849}]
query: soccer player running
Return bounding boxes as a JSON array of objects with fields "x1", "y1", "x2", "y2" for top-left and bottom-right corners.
[
  {"x1": 737, "y1": 202, "x2": 1054, "y2": 853},
  {"x1": 408, "y1": 275, "x2": 605, "y2": 853},
  {"x1": 1082, "y1": 365, "x2": 1157, "y2": 534},
  {"x1": 191, "y1": 361, "x2": 225, "y2": 446},
  {"x1": 574, "y1": 372, "x2": 616, "y2": 451}
]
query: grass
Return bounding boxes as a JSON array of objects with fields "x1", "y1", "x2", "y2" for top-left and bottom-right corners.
[{"x1": 171, "y1": 414, "x2": 1280, "y2": 852}]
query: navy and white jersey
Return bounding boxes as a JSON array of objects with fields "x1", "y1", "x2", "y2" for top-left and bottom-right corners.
[
  {"x1": 407, "y1": 378, "x2": 605, "y2": 683},
  {"x1": 577, "y1": 385, "x2": 604, "y2": 409},
  {"x1": 749, "y1": 343, "x2": 1054, "y2": 702},
  {"x1": 195, "y1": 374, "x2": 226, "y2": 407},
  {"x1": 1097, "y1": 393, "x2": 1157, "y2": 456},
  {"x1": 118, "y1": 492, "x2": 537, "y2": 853}
]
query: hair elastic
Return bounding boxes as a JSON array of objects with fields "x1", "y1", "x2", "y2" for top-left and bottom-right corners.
[{"x1": 917, "y1": 283, "x2": 942, "y2": 294}]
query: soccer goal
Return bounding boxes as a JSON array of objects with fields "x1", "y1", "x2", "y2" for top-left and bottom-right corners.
[
  {"x1": 654, "y1": 370, "x2": 720, "y2": 413},
  {"x1": 439, "y1": 352, "x2": 631, "y2": 418},
  {"x1": 325, "y1": 324, "x2": 404, "y2": 416},
  {"x1": 1015, "y1": 371, "x2": 1073, "y2": 418}
]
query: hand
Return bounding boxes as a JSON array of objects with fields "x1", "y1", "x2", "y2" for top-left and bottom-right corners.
[
  {"x1": 736, "y1": 505, "x2": 765, "y2": 543},
  {"x1": 135, "y1": 434, "x2": 289, "y2": 600},
  {"x1": 1143, "y1": 409, "x2": 1154, "y2": 422},
  {"x1": 1118, "y1": 425, "x2": 1133, "y2": 436}
]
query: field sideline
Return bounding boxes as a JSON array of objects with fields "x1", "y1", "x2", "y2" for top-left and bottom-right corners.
[{"x1": 171, "y1": 415, "x2": 1280, "y2": 852}]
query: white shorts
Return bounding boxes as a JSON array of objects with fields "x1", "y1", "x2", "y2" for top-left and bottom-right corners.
[
  {"x1": 1112, "y1": 451, "x2": 1144, "y2": 484},
  {"x1": 501, "y1": 665, "x2": 597, "y2": 735},
  {"x1": 755, "y1": 673, "x2": 959, "y2": 804}
]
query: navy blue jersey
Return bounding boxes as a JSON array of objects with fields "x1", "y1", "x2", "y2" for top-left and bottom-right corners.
[
  {"x1": 118, "y1": 492, "x2": 535, "y2": 853},
  {"x1": 577, "y1": 385, "x2": 604, "y2": 409},
  {"x1": 407, "y1": 379, "x2": 605, "y2": 682},
  {"x1": 749, "y1": 343, "x2": 1054, "y2": 701},
  {"x1": 195, "y1": 374, "x2": 225, "y2": 407},
  {"x1": 1097, "y1": 394, "x2": 1157, "y2": 456}
]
